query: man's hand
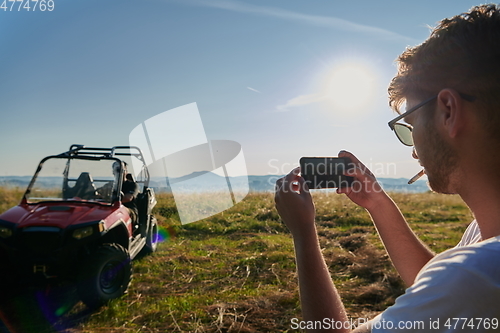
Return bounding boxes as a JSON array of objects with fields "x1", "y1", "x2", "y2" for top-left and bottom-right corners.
[
  {"x1": 337, "y1": 150, "x2": 388, "y2": 211},
  {"x1": 338, "y1": 150, "x2": 434, "y2": 286},
  {"x1": 274, "y1": 167, "x2": 316, "y2": 237},
  {"x1": 122, "y1": 192, "x2": 134, "y2": 203},
  {"x1": 275, "y1": 167, "x2": 359, "y2": 332}
]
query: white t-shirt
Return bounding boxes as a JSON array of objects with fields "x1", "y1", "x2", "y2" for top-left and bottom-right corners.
[
  {"x1": 455, "y1": 220, "x2": 482, "y2": 247},
  {"x1": 371, "y1": 221, "x2": 500, "y2": 332}
]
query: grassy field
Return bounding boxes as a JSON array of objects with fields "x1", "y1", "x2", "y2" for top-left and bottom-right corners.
[{"x1": 0, "y1": 188, "x2": 473, "y2": 332}]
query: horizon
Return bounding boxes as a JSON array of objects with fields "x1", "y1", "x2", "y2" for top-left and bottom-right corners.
[
  {"x1": 0, "y1": 171, "x2": 428, "y2": 181},
  {"x1": 0, "y1": 172, "x2": 430, "y2": 195}
]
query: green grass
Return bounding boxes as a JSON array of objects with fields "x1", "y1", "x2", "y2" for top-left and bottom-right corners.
[{"x1": 0, "y1": 189, "x2": 473, "y2": 332}]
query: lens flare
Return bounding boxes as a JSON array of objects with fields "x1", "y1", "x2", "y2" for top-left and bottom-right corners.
[
  {"x1": 0, "y1": 309, "x2": 16, "y2": 333},
  {"x1": 55, "y1": 305, "x2": 69, "y2": 317},
  {"x1": 157, "y1": 226, "x2": 176, "y2": 243}
]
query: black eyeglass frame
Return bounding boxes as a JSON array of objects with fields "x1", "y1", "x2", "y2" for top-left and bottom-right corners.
[{"x1": 388, "y1": 93, "x2": 476, "y2": 146}]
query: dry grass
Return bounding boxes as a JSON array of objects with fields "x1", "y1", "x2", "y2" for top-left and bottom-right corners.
[
  {"x1": 0, "y1": 189, "x2": 473, "y2": 332},
  {"x1": 0, "y1": 187, "x2": 24, "y2": 213}
]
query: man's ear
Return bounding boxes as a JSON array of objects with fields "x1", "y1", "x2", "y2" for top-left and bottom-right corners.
[{"x1": 436, "y1": 88, "x2": 465, "y2": 139}]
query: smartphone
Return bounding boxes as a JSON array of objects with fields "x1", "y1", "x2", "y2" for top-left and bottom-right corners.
[{"x1": 300, "y1": 157, "x2": 354, "y2": 189}]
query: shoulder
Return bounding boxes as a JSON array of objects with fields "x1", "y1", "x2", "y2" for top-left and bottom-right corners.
[
  {"x1": 414, "y1": 236, "x2": 500, "y2": 293},
  {"x1": 423, "y1": 235, "x2": 500, "y2": 276}
]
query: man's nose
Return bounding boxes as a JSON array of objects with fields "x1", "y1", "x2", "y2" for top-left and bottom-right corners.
[{"x1": 412, "y1": 148, "x2": 418, "y2": 159}]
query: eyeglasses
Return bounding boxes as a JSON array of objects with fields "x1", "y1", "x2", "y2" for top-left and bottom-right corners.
[{"x1": 388, "y1": 93, "x2": 476, "y2": 146}]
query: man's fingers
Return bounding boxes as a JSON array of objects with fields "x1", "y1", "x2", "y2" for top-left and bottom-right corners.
[
  {"x1": 346, "y1": 165, "x2": 362, "y2": 178},
  {"x1": 336, "y1": 185, "x2": 351, "y2": 195},
  {"x1": 275, "y1": 167, "x2": 308, "y2": 198},
  {"x1": 338, "y1": 150, "x2": 362, "y2": 165},
  {"x1": 340, "y1": 150, "x2": 375, "y2": 178},
  {"x1": 299, "y1": 176, "x2": 310, "y2": 194},
  {"x1": 281, "y1": 167, "x2": 301, "y2": 188},
  {"x1": 286, "y1": 167, "x2": 301, "y2": 180}
]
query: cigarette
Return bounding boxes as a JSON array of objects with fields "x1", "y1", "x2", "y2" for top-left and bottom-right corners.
[{"x1": 408, "y1": 169, "x2": 425, "y2": 184}]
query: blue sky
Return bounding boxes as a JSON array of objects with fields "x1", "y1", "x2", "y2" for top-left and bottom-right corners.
[{"x1": 0, "y1": 0, "x2": 484, "y2": 178}]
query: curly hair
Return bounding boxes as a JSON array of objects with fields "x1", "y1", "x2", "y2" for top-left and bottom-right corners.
[{"x1": 389, "y1": 4, "x2": 500, "y2": 135}]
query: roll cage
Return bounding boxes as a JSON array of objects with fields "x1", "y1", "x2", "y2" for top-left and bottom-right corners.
[{"x1": 22, "y1": 145, "x2": 150, "y2": 205}]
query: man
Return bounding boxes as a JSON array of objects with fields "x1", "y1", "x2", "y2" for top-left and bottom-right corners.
[
  {"x1": 116, "y1": 161, "x2": 140, "y2": 224},
  {"x1": 100, "y1": 161, "x2": 139, "y2": 223},
  {"x1": 113, "y1": 162, "x2": 139, "y2": 223},
  {"x1": 275, "y1": 4, "x2": 500, "y2": 332}
]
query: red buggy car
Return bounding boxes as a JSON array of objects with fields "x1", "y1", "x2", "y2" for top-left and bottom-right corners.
[{"x1": 0, "y1": 145, "x2": 159, "y2": 307}]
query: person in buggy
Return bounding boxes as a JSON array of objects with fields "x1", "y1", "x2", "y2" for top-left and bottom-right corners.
[{"x1": 96, "y1": 161, "x2": 139, "y2": 224}]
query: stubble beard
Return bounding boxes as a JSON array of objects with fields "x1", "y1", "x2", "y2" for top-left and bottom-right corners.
[{"x1": 422, "y1": 123, "x2": 460, "y2": 194}]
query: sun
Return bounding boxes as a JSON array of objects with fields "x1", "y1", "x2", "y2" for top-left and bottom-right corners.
[{"x1": 325, "y1": 63, "x2": 375, "y2": 111}]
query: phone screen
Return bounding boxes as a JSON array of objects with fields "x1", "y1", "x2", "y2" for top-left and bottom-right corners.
[{"x1": 300, "y1": 157, "x2": 353, "y2": 189}]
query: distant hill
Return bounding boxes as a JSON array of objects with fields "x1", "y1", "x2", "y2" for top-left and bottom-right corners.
[
  {"x1": 244, "y1": 175, "x2": 430, "y2": 193},
  {"x1": 0, "y1": 176, "x2": 32, "y2": 188},
  {"x1": 0, "y1": 174, "x2": 429, "y2": 193}
]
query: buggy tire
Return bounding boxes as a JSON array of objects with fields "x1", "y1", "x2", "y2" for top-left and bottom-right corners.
[
  {"x1": 77, "y1": 243, "x2": 132, "y2": 308},
  {"x1": 142, "y1": 216, "x2": 159, "y2": 255}
]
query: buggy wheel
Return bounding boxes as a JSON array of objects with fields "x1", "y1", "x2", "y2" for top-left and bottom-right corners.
[
  {"x1": 77, "y1": 244, "x2": 131, "y2": 308},
  {"x1": 143, "y1": 216, "x2": 159, "y2": 255}
]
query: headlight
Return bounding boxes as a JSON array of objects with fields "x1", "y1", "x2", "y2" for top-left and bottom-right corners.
[
  {"x1": 0, "y1": 227, "x2": 12, "y2": 238},
  {"x1": 73, "y1": 226, "x2": 93, "y2": 240},
  {"x1": 98, "y1": 220, "x2": 106, "y2": 233}
]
